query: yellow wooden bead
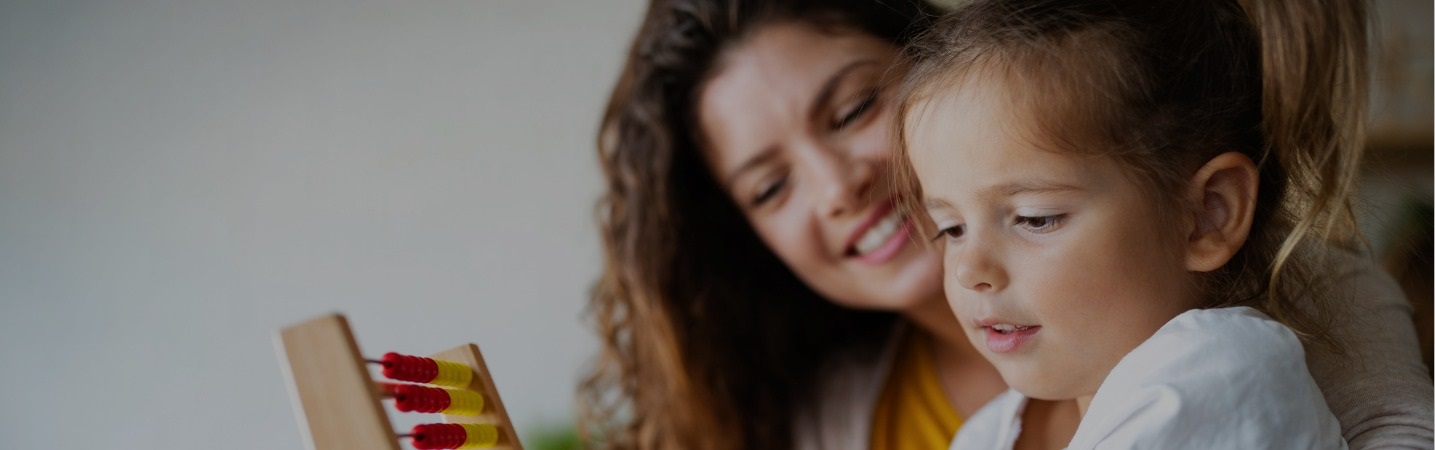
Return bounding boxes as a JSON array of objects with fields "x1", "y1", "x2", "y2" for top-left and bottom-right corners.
[
  {"x1": 442, "y1": 390, "x2": 485, "y2": 416},
  {"x1": 430, "y1": 359, "x2": 474, "y2": 388},
  {"x1": 458, "y1": 423, "x2": 499, "y2": 448}
]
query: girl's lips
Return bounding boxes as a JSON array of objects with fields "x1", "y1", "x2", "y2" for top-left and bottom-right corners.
[{"x1": 984, "y1": 325, "x2": 1041, "y2": 353}]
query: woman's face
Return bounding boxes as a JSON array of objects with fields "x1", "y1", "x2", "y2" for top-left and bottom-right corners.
[{"x1": 697, "y1": 22, "x2": 943, "y2": 311}]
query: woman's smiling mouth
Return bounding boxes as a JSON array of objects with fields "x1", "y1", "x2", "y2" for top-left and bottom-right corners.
[{"x1": 844, "y1": 200, "x2": 914, "y2": 265}]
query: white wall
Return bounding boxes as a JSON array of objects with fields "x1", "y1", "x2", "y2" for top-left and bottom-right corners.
[{"x1": 0, "y1": 0, "x2": 642, "y2": 448}]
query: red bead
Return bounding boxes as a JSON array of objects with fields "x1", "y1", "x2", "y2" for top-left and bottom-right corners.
[
  {"x1": 410, "y1": 423, "x2": 467, "y2": 449},
  {"x1": 381, "y1": 352, "x2": 439, "y2": 384},
  {"x1": 391, "y1": 384, "x2": 451, "y2": 414}
]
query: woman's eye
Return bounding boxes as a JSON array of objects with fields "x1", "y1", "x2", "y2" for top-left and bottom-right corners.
[
  {"x1": 930, "y1": 224, "x2": 965, "y2": 241},
  {"x1": 752, "y1": 176, "x2": 788, "y2": 206},
  {"x1": 1015, "y1": 215, "x2": 1065, "y2": 233},
  {"x1": 833, "y1": 91, "x2": 878, "y2": 130}
]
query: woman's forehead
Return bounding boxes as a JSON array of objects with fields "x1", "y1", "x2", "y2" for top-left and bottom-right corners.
[
  {"x1": 717, "y1": 22, "x2": 896, "y2": 88},
  {"x1": 698, "y1": 23, "x2": 897, "y2": 173}
]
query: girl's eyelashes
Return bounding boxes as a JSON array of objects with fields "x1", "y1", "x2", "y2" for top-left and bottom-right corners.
[
  {"x1": 927, "y1": 214, "x2": 1062, "y2": 240},
  {"x1": 833, "y1": 90, "x2": 879, "y2": 130},
  {"x1": 930, "y1": 224, "x2": 965, "y2": 242},
  {"x1": 1014, "y1": 214, "x2": 1066, "y2": 233},
  {"x1": 923, "y1": 213, "x2": 1064, "y2": 240}
]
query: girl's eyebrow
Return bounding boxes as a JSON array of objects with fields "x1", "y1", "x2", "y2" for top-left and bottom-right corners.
[
  {"x1": 922, "y1": 181, "x2": 1084, "y2": 210},
  {"x1": 982, "y1": 181, "x2": 1085, "y2": 199},
  {"x1": 923, "y1": 197, "x2": 954, "y2": 210}
]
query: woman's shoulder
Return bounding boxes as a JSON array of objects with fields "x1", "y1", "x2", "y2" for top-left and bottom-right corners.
[
  {"x1": 793, "y1": 323, "x2": 906, "y2": 450},
  {"x1": 1296, "y1": 243, "x2": 1434, "y2": 448},
  {"x1": 1294, "y1": 242, "x2": 1405, "y2": 317}
]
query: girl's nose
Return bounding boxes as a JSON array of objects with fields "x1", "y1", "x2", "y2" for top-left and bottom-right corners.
[{"x1": 952, "y1": 235, "x2": 1007, "y2": 293}]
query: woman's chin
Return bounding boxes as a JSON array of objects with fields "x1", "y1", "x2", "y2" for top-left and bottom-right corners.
[{"x1": 823, "y1": 264, "x2": 945, "y2": 312}]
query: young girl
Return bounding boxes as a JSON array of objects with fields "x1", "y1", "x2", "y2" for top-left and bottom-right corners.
[{"x1": 894, "y1": 0, "x2": 1369, "y2": 448}]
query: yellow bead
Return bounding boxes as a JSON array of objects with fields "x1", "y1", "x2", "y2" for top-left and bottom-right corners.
[
  {"x1": 442, "y1": 390, "x2": 485, "y2": 416},
  {"x1": 431, "y1": 359, "x2": 474, "y2": 388},
  {"x1": 458, "y1": 423, "x2": 499, "y2": 448}
]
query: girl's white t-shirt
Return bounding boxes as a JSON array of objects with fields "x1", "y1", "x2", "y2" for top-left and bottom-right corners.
[{"x1": 949, "y1": 307, "x2": 1348, "y2": 450}]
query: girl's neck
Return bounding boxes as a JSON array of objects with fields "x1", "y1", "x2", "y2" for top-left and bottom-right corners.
[
  {"x1": 1076, "y1": 395, "x2": 1093, "y2": 416},
  {"x1": 904, "y1": 294, "x2": 1082, "y2": 448},
  {"x1": 902, "y1": 294, "x2": 1007, "y2": 418},
  {"x1": 1015, "y1": 399, "x2": 1082, "y2": 450}
]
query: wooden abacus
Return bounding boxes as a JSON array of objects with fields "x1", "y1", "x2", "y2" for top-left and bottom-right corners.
[{"x1": 276, "y1": 314, "x2": 523, "y2": 450}]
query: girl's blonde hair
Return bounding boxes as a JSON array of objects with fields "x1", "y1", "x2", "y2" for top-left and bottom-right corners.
[{"x1": 893, "y1": 0, "x2": 1368, "y2": 349}]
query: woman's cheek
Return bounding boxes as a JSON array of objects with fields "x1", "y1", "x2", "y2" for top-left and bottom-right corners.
[{"x1": 751, "y1": 205, "x2": 818, "y2": 267}]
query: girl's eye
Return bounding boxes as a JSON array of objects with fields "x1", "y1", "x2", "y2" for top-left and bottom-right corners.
[
  {"x1": 930, "y1": 224, "x2": 965, "y2": 242},
  {"x1": 1015, "y1": 215, "x2": 1065, "y2": 233},
  {"x1": 833, "y1": 91, "x2": 878, "y2": 130},
  {"x1": 752, "y1": 176, "x2": 788, "y2": 207}
]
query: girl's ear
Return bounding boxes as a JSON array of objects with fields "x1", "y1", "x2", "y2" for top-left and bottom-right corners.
[{"x1": 1184, "y1": 152, "x2": 1259, "y2": 272}]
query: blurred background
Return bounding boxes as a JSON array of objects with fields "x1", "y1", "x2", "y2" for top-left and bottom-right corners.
[
  {"x1": 0, "y1": 0, "x2": 643, "y2": 448},
  {"x1": 0, "y1": 1, "x2": 1426, "y2": 449}
]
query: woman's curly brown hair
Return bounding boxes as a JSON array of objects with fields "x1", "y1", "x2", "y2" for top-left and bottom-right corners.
[{"x1": 582, "y1": 1, "x2": 939, "y2": 449}]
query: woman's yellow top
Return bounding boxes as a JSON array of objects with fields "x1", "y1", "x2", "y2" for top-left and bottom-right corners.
[{"x1": 870, "y1": 331, "x2": 964, "y2": 449}]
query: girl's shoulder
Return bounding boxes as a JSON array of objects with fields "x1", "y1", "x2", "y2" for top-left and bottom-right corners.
[
  {"x1": 1068, "y1": 306, "x2": 1346, "y2": 449},
  {"x1": 947, "y1": 389, "x2": 1026, "y2": 450},
  {"x1": 1157, "y1": 306, "x2": 1301, "y2": 354},
  {"x1": 1112, "y1": 306, "x2": 1312, "y2": 404}
]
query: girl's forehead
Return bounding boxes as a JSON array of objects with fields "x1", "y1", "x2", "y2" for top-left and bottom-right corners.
[
  {"x1": 904, "y1": 78, "x2": 1014, "y2": 156},
  {"x1": 906, "y1": 80, "x2": 1135, "y2": 196}
]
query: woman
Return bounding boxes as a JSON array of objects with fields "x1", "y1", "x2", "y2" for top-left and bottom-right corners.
[{"x1": 580, "y1": 1, "x2": 1433, "y2": 449}]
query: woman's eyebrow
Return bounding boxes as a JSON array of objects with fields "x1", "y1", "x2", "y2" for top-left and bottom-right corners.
[
  {"x1": 808, "y1": 59, "x2": 880, "y2": 123},
  {"x1": 723, "y1": 60, "x2": 882, "y2": 189},
  {"x1": 724, "y1": 146, "x2": 779, "y2": 188}
]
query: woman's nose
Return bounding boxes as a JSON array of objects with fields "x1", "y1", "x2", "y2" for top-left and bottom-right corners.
[{"x1": 798, "y1": 140, "x2": 875, "y2": 218}]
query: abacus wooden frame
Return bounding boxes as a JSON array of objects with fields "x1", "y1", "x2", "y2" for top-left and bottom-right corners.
[{"x1": 275, "y1": 314, "x2": 524, "y2": 450}]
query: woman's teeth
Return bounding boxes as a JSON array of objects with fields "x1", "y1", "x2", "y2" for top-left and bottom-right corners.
[
  {"x1": 991, "y1": 324, "x2": 1032, "y2": 334},
  {"x1": 854, "y1": 210, "x2": 904, "y2": 255}
]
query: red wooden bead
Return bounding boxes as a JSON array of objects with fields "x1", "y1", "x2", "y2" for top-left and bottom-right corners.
[
  {"x1": 410, "y1": 423, "x2": 467, "y2": 449},
  {"x1": 380, "y1": 352, "x2": 438, "y2": 384},
  {"x1": 391, "y1": 384, "x2": 451, "y2": 414}
]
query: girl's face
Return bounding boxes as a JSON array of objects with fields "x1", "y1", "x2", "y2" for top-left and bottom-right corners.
[
  {"x1": 697, "y1": 23, "x2": 943, "y2": 311},
  {"x1": 905, "y1": 78, "x2": 1200, "y2": 404}
]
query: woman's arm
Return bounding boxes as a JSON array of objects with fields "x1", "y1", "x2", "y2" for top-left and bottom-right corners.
[{"x1": 1304, "y1": 246, "x2": 1433, "y2": 449}]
